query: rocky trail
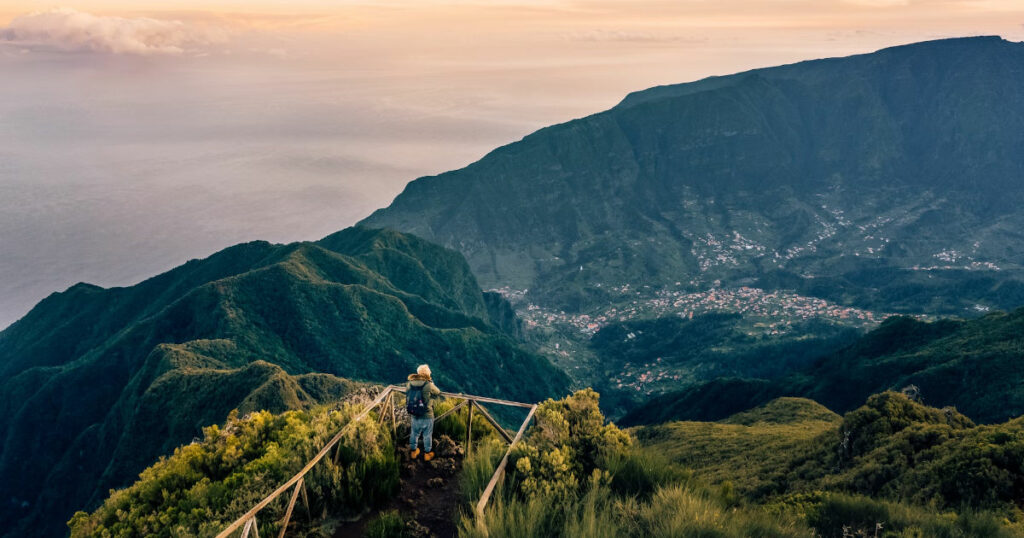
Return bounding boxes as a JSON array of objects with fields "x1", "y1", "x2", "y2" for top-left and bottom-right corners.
[{"x1": 335, "y1": 435, "x2": 466, "y2": 538}]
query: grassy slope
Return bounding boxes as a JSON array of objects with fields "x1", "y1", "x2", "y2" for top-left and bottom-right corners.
[
  {"x1": 460, "y1": 390, "x2": 1021, "y2": 537},
  {"x1": 634, "y1": 393, "x2": 1024, "y2": 516},
  {"x1": 634, "y1": 398, "x2": 840, "y2": 497}
]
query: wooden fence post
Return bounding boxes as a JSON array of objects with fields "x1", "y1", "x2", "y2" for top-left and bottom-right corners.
[
  {"x1": 389, "y1": 392, "x2": 397, "y2": 433},
  {"x1": 241, "y1": 516, "x2": 259, "y2": 538},
  {"x1": 300, "y1": 480, "x2": 311, "y2": 523},
  {"x1": 467, "y1": 400, "x2": 475, "y2": 456},
  {"x1": 277, "y1": 478, "x2": 303, "y2": 538}
]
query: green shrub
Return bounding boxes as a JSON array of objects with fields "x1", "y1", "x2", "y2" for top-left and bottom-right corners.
[
  {"x1": 509, "y1": 389, "x2": 629, "y2": 498},
  {"x1": 68, "y1": 402, "x2": 400, "y2": 537}
]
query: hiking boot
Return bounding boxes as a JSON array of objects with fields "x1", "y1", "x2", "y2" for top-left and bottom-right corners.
[
  {"x1": 410, "y1": 448, "x2": 421, "y2": 460},
  {"x1": 423, "y1": 451, "x2": 435, "y2": 462}
]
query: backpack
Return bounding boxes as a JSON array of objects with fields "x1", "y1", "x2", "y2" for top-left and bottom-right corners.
[{"x1": 407, "y1": 384, "x2": 429, "y2": 416}]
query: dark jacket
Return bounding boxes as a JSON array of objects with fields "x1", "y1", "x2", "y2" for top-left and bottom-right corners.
[{"x1": 406, "y1": 374, "x2": 441, "y2": 418}]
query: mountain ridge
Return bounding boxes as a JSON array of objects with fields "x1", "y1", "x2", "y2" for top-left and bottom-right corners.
[
  {"x1": 616, "y1": 36, "x2": 1010, "y2": 108},
  {"x1": 0, "y1": 227, "x2": 568, "y2": 537}
]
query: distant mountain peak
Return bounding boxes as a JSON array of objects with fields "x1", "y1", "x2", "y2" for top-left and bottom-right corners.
[
  {"x1": 617, "y1": 34, "x2": 1018, "y2": 109},
  {"x1": 362, "y1": 37, "x2": 1024, "y2": 315}
]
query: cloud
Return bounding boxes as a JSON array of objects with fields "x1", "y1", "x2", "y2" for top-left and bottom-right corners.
[{"x1": 0, "y1": 8, "x2": 227, "y2": 55}]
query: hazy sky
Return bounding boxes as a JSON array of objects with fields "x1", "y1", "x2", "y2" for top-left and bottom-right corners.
[{"x1": 1, "y1": 1, "x2": 1023, "y2": 328}]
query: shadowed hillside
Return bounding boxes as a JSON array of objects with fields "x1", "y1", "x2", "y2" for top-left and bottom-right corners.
[
  {"x1": 622, "y1": 308, "x2": 1024, "y2": 426},
  {"x1": 363, "y1": 37, "x2": 1024, "y2": 315}
]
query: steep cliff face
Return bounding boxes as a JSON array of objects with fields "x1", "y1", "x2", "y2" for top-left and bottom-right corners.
[
  {"x1": 0, "y1": 226, "x2": 568, "y2": 537},
  {"x1": 363, "y1": 37, "x2": 1024, "y2": 313}
]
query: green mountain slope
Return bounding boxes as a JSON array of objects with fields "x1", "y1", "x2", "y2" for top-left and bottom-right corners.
[
  {"x1": 634, "y1": 398, "x2": 841, "y2": 497},
  {"x1": 634, "y1": 392, "x2": 1024, "y2": 517},
  {"x1": 362, "y1": 37, "x2": 1024, "y2": 315},
  {"x1": 621, "y1": 308, "x2": 1024, "y2": 426},
  {"x1": 0, "y1": 226, "x2": 568, "y2": 537}
]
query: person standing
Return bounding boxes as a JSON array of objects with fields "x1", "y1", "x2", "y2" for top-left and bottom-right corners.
[{"x1": 406, "y1": 364, "x2": 441, "y2": 461}]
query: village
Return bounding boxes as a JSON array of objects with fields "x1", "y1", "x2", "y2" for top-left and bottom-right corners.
[
  {"x1": 495, "y1": 283, "x2": 888, "y2": 339},
  {"x1": 493, "y1": 283, "x2": 897, "y2": 395}
]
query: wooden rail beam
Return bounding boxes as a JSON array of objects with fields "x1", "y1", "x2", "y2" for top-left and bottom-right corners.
[
  {"x1": 216, "y1": 387, "x2": 393, "y2": 538},
  {"x1": 218, "y1": 385, "x2": 537, "y2": 538},
  {"x1": 475, "y1": 404, "x2": 537, "y2": 518},
  {"x1": 387, "y1": 386, "x2": 535, "y2": 409},
  {"x1": 471, "y1": 401, "x2": 514, "y2": 444},
  {"x1": 433, "y1": 400, "x2": 467, "y2": 422}
]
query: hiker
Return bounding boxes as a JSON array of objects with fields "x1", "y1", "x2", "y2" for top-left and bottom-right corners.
[{"x1": 407, "y1": 364, "x2": 442, "y2": 461}]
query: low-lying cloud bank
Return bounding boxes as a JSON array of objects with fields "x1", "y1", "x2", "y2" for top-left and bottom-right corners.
[{"x1": 0, "y1": 8, "x2": 226, "y2": 55}]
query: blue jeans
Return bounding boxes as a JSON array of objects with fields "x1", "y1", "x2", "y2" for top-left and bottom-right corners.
[{"x1": 410, "y1": 416, "x2": 434, "y2": 452}]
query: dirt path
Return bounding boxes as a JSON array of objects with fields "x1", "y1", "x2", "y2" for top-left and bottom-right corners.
[{"x1": 335, "y1": 435, "x2": 465, "y2": 538}]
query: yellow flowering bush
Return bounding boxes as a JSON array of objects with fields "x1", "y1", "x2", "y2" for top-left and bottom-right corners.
[{"x1": 509, "y1": 389, "x2": 629, "y2": 499}]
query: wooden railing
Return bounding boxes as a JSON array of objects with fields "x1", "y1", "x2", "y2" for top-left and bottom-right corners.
[{"x1": 216, "y1": 385, "x2": 538, "y2": 538}]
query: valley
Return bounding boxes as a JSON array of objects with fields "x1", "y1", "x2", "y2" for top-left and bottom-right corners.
[{"x1": 495, "y1": 283, "x2": 896, "y2": 403}]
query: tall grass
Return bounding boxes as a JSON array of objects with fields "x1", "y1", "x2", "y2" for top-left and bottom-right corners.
[
  {"x1": 562, "y1": 486, "x2": 629, "y2": 538},
  {"x1": 458, "y1": 483, "x2": 810, "y2": 538},
  {"x1": 459, "y1": 442, "x2": 807, "y2": 538},
  {"x1": 460, "y1": 437, "x2": 506, "y2": 504},
  {"x1": 600, "y1": 446, "x2": 693, "y2": 498},
  {"x1": 628, "y1": 486, "x2": 808, "y2": 538},
  {"x1": 796, "y1": 492, "x2": 1022, "y2": 538},
  {"x1": 460, "y1": 491, "x2": 566, "y2": 538}
]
